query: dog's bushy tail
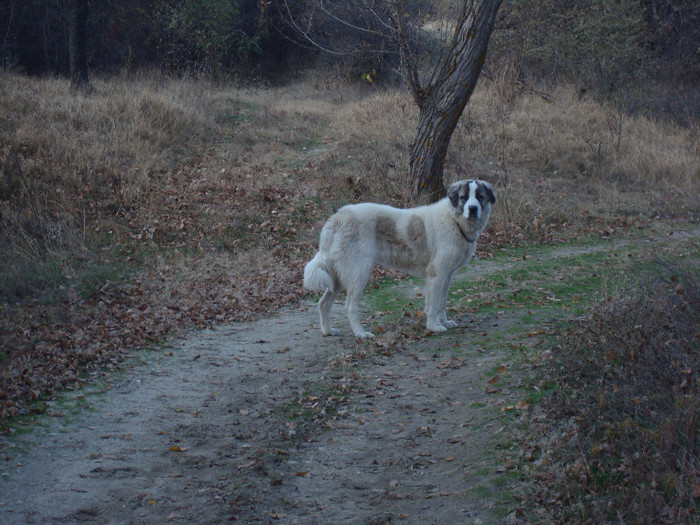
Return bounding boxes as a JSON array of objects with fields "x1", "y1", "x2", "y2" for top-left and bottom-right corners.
[{"x1": 303, "y1": 252, "x2": 335, "y2": 293}]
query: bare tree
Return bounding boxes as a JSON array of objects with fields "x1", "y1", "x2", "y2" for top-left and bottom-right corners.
[
  {"x1": 403, "y1": 1, "x2": 501, "y2": 201},
  {"x1": 281, "y1": 0, "x2": 502, "y2": 201},
  {"x1": 69, "y1": 0, "x2": 90, "y2": 90}
]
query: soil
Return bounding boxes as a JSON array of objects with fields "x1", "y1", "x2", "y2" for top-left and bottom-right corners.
[{"x1": 0, "y1": 252, "x2": 536, "y2": 525}]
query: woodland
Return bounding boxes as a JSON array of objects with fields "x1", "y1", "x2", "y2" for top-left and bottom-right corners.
[{"x1": 1, "y1": 1, "x2": 699, "y2": 523}]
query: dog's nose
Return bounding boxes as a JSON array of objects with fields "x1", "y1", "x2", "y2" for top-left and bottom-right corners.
[{"x1": 468, "y1": 205, "x2": 479, "y2": 218}]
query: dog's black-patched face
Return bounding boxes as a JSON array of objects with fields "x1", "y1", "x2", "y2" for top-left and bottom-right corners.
[{"x1": 448, "y1": 180, "x2": 495, "y2": 220}]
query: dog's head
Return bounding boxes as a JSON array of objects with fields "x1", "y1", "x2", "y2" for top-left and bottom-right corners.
[{"x1": 447, "y1": 180, "x2": 496, "y2": 221}]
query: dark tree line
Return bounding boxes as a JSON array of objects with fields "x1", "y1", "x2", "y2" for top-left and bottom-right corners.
[
  {"x1": 69, "y1": 0, "x2": 90, "y2": 89},
  {"x1": 2, "y1": 0, "x2": 697, "y2": 84},
  {"x1": 0, "y1": 1, "x2": 310, "y2": 80},
  {"x1": 2, "y1": 0, "x2": 697, "y2": 200}
]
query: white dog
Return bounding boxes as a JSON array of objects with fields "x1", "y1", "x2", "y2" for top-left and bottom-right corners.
[{"x1": 303, "y1": 179, "x2": 495, "y2": 338}]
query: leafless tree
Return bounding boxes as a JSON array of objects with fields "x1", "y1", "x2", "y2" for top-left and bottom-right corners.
[{"x1": 281, "y1": 0, "x2": 502, "y2": 201}]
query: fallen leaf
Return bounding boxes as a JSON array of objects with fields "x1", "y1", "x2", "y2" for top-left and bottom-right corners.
[
  {"x1": 487, "y1": 375, "x2": 500, "y2": 384},
  {"x1": 692, "y1": 483, "x2": 700, "y2": 499},
  {"x1": 169, "y1": 445, "x2": 187, "y2": 452}
]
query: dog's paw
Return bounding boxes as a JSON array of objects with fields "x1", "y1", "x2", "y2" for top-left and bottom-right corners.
[
  {"x1": 354, "y1": 330, "x2": 375, "y2": 339},
  {"x1": 442, "y1": 320, "x2": 458, "y2": 329},
  {"x1": 322, "y1": 328, "x2": 342, "y2": 337},
  {"x1": 426, "y1": 323, "x2": 447, "y2": 333}
]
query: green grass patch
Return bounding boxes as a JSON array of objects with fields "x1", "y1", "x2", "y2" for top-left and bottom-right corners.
[
  {"x1": 215, "y1": 99, "x2": 259, "y2": 127},
  {"x1": 362, "y1": 238, "x2": 653, "y2": 349},
  {"x1": 0, "y1": 257, "x2": 67, "y2": 304}
]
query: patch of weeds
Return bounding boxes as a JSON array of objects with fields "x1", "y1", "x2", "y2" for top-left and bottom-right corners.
[
  {"x1": 213, "y1": 222, "x2": 255, "y2": 251},
  {"x1": 473, "y1": 466, "x2": 492, "y2": 477},
  {"x1": 215, "y1": 99, "x2": 259, "y2": 127},
  {"x1": 363, "y1": 277, "x2": 419, "y2": 331},
  {"x1": 76, "y1": 260, "x2": 131, "y2": 300},
  {"x1": 521, "y1": 260, "x2": 700, "y2": 523},
  {"x1": 451, "y1": 243, "x2": 641, "y2": 326},
  {"x1": 299, "y1": 137, "x2": 324, "y2": 151},
  {"x1": 0, "y1": 257, "x2": 67, "y2": 304},
  {"x1": 277, "y1": 156, "x2": 308, "y2": 171},
  {"x1": 524, "y1": 380, "x2": 559, "y2": 406}
]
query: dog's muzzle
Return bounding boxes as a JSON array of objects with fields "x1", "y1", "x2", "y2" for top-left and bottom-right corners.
[{"x1": 467, "y1": 205, "x2": 480, "y2": 219}]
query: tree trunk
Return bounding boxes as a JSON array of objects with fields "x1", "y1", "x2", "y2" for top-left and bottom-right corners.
[
  {"x1": 69, "y1": 0, "x2": 90, "y2": 90},
  {"x1": 410, "y1": 0, "x2": 502, "y2": 202}
]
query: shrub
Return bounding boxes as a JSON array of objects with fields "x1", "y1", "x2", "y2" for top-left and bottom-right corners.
[{"x1": 529, "y1": 265, "x2": 700, "y2": 523}]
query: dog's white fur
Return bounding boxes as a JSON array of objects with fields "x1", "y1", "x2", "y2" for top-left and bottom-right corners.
[{"x1": 303, "y1": 180, "x2": 495, "y2": 338}]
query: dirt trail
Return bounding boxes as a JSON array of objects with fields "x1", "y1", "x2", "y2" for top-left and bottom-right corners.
[{"x1": 0, "y1": 252, "x2": 560, "y2": 525}]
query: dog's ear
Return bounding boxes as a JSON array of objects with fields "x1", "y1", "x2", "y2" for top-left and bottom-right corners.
[
  {"x1": 480, "y1": 181, "x2": 496, "y2": 204},
  {"x1": 447, "y1": 182, "x2": 462, "y2": 208}
]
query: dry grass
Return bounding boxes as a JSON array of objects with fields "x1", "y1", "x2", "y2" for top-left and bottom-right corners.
[
  {"x1": 0, "y1": 70, "x2": 699, "y2": 420},
  {"x1": 525, "y1": 265, "x2": 700, "y2": 523},
  {"x1": 452, "y1": 80, "x2": 699, "y2": 235},
  {"x1": 0, "y1": 72, "x2": 215, "y2": 296}
]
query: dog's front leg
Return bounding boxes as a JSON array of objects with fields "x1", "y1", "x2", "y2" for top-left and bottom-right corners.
[
  {"x1": 437, "y1": 271, "x2": 458, "y2": 329},
  {"x1": 424, "y1": 275, "x2": 448, "y2": 333}
]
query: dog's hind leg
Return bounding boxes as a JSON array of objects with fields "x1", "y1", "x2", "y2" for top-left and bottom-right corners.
[
  {"x1": 343, "y1": 268, "x2": 374, "y2": 338},
  {"x1": 318, "y1": 289, "x2": 340, "y2": 336},
  {"x1": 345, "y1": 287, "x2": 374, "y2": 338}
]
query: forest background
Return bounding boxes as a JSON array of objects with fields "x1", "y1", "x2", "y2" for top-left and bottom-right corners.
[{"x1": 1, "y1": 2, "x2": 699, "y2": 521}]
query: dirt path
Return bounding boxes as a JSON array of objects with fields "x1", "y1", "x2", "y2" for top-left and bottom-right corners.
[
  {"x1": 0, "y1": 252, "x2": 533, "y2": 525},
  {"x1": 1, "y1": 314, "x2": 524, "y2": 524}
]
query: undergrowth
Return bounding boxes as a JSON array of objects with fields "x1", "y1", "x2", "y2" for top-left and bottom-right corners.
[{"x1": 523, "y1": 263, "x2": 700, "y2": 523}]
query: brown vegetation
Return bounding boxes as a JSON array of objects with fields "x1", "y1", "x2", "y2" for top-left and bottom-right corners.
[
  {"x1": 523, "y1": 266, "x2": 700, "y2": 523},
  {"x1": 0, "y1": 70, "x2": 698, "y2": 434}
]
